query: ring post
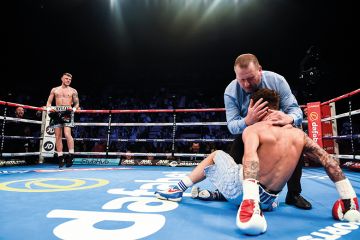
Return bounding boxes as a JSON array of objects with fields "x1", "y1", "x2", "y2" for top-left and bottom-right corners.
[
  {"x1": 307, "y1": 102, "x2": 323, "y2": 147},
  {"x1": 171, "y1": 95, "x2": 177, "y2": 159},
  {"x1": 348, "y1": 97, "x2": 355, "y2": 159},
  {"x1": 0, "y1": 100, "x2": 8, "y2": 159},
  {"x1": 105, "y1": 97, "x2": 113, "y2": 158},
  {"x1": 329, "y1": 102, "x2": 339, "y2": 155},
  {"x1": 39, "y1": 108, "x2": 56, "y2": 163}
]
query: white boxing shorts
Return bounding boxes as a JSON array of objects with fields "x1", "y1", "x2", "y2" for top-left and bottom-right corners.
[{"x1": 204, "y1": 150, "x2": 279, "y2": 211}]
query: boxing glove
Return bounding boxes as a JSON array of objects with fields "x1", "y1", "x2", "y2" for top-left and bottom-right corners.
[
  {"x1": 333, "y1": 178, "x2": 360, "y2": 222},
  {"x1": 237, "y1": 198, "x2": 267, "y2": 235},
  {"x1": 332, "y1": 198, "x2": 360, "y2": 222},
  {"x1": 236, "y1": 179, "x2": 267, "y2": 235}
]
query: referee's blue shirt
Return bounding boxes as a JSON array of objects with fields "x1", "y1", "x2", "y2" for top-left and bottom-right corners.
[{"x1": 224, "y1": 70, "x2": 303, "y2": 135}]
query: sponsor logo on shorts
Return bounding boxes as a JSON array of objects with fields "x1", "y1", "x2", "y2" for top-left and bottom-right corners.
[
  {"x1": 0, "y1": 178, "x2": 109, "y2": 192},
  {"x1": 54, "y1": 106, "x2": 71, "y2": 111}
]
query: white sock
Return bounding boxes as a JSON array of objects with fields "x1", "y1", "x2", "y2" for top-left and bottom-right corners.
[
  {"x1": 243, "y1": 179, "x2": 260, "y2": 201},
  {"x1": 177, "y1": 176, "x2": 194, "y2": 191},
  {"x1": 69, "y1": 149, "x2": 74, "y2": 154},
  {"x1": 57, "y1": 152, "x2": 63, "y2": 157},
  {"x1": 335, "y1": 178, "x2": 357, "y2": 199}
]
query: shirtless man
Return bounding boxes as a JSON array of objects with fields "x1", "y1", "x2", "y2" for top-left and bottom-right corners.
[
  {"x1": 46, "y1": 72, "x2": 80, "y2": 168},
  {"x1": 155, "y1": 88, "x2": 360, "y2": 235}
]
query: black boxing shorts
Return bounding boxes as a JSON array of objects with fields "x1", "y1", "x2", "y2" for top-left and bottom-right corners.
[{"x1": 48, "y1": 106, "x2": 75, "y2": 128}]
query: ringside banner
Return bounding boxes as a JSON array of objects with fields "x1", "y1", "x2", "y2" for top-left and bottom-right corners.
[
  {"x1": 73, "y1": 158, "x2": 120, "y2": 166},
  {"x1": 307, "y1": 102, "x2": 323, "y2": 147}
]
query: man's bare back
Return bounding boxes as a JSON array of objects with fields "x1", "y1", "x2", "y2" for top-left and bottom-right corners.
[{"x1": 243, "y1": 121, "x2": 305, "y2": 192}]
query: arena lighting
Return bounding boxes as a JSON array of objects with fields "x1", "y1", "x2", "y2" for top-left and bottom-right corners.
[{"x1": 109, "y1": 0, "x2": 251, "y2": 34}]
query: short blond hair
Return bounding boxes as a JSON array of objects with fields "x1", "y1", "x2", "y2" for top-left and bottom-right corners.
[
  {"x1": 234, "y1": 53, "x2": 260, "y2": 68},
  {"x1": 62, "y1": 72, "x2": 72, "y2": 78}
]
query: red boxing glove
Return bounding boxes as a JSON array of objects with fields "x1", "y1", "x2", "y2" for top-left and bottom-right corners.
[
  {"x1": 236, "y1": 199, "x2": 267, "y2": 235},
  {"x1": 332, "y1": 198, "x2": 360, "y2": 222}
]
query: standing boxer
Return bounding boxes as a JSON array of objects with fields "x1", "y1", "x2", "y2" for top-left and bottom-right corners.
[{"x1": 45, "y1": 72, "x2": 80, "y2": 168}]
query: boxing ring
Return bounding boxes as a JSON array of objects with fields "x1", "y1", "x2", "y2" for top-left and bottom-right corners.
[{"x1": 0, "y1": 89, "x2": 359, "y2": 239}]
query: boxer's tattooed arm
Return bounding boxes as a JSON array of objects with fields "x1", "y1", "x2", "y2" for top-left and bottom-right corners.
[
  {"x1": 303, "y1": 133, "x2": 345, "y2": 182},
  {"x1": 242, "y1": 128, "x2": 260, "y2": 180},
  {"x1": 72, "y1": 90, "x2": 80, "y2": 109},
  {"x1": 243, "y1": 158, "x2": 260, "y2": 180}
]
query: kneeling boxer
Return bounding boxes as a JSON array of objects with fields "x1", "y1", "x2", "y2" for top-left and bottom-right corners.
[{"x1": 155, "y1": 88, "x2": 360, "y2": 235}]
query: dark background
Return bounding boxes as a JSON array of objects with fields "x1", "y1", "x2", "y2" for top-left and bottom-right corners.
[{"x1": 3, "y1": 0, "x2": 358, "y2": 106}]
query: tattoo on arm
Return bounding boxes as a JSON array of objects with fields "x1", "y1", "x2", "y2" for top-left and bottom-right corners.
[
  {"x1": 303, "y1": 133, "x2": 344, "y2": 182},
  {"x1": 243, "y1": 159, "x2": 259, "y2": 180},
  {"x1": 46, "y1": 88, "x2": 55, "y2": 106},
  {"x1": 73, "y1": 91, "x2": 79, "y2": 108},
  {"x1": 242, "y1": 128, "x2": 260, "y2": 180}
]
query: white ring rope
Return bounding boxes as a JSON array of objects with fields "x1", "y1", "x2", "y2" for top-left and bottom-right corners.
[
  {"x1": 3, "y1": 136, "x2": 42, "y2": 140},
  {"x1": 1, "y1": 152, "x2": 41, "y2": 157},
  {"x1": 302, "y1": 109, "x2": 360, "y2": 124},
  {"x1": 321, "y1": 109, "x2": 360, "y2": 122},
  {"x1": 2, "y1": 151, "x2": 359, "y2": 160},
  {"x1": 323, "y1": 134, "x2": 360, "y2": 140},
  {"x1": 331, "y1": 154, "x2": 360, "y2": 160},
  {"x1": 0, "y1": 116, "x2": 42, "y2": 124}
]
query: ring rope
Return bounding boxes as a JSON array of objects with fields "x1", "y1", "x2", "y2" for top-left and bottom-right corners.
[
  {"x1": 1, "y1": 135, "x2": 235, "y2": 142},
  {"x1": 301, "y1": 109, "x2": 360, "y2": 124},
  {"x1": 3, "y1": 134, "x2": 358, "y2": 142},
  {"x1": 322, "y1": 134, "x2": 360, "y2": 140},
  {"x1": 0, "y1": 116, "x2": 42, "y2": 124},
  {"x1": 3, "y1": 151, "x2": 359, "y2": 161},
  {"x1": 74, "y1": 138, "x2": 235, "y2": 142},
  {"x1": 348, "y1": 97, "x2": 356, "y2": 159},
  {"x1": 299, "y1": 89, "x2": 360, "y2": 108},
  {"x1": 3, "y1": 136, "x2": 43, "y2": 140},
  {"x1": 74, "y1": 122, "x2": 228, "y2": 127},
  {"x1": 321, "y1": 89, "x2": 360, "y2": 106},
  {"x1": 1, "y1": 152, "x2": 41, "y2": 157},
  {"x1": 320, "y1": 109, "x2": 360, "y2": 122},
  {"x1": 0, "y1": 101, "x2": 226, "y2": 114},
  {"x1": 4, "y1": 111, "x2": 358, "y2": 127}
]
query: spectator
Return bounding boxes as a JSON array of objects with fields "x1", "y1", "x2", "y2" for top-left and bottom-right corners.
[{"x1": 4, "y1": 107, "x2": 38, "y2": 164}]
